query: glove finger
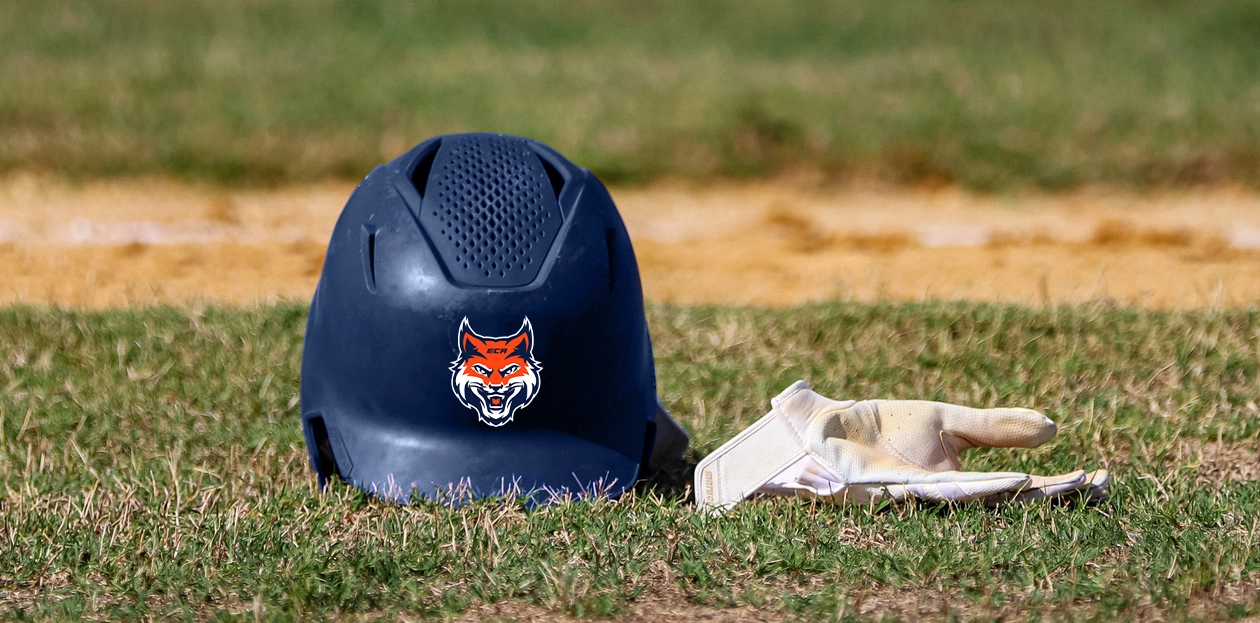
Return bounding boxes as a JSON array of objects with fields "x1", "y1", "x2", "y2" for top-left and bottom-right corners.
[
  {"x1": 1025, "y1": 470, "x2": 1089, "y2": 497},
  {"x1": 855, "y1": 474, "x2": 1031, "y2": 503},
  {"x1": 983, "y1": 470, "x2": 1086, "y2": 506},
  {"x1": 851, "y1": 469, "x2": 1032, "y2": 503},
  {"x1": 757, "y1": 476, "x2": 1031, "y2": 505},
  {"x1": 766, "y1": 440, "x2": 1033, "y2": 504},
  {"x1": 984, "y1": 468, "x2": 1111, "y2": 506},
  {"x1": 757, "y1": 457, "x2": 1038, "y2": 505},
  {"x1": 769, "y1": 470, "x2": 1110, "y2": 506},
  {"x1": 936, "y1": 404, "x2": 1058, "y2": 449},
  {"x1": 1084, "y1": 469, "x2": 1111, "y2": 503}
]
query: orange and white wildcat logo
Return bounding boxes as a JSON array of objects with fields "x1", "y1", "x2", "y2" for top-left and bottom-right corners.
[{"x1": 451, "y1": 317, "x2": 542, "y2": 427}]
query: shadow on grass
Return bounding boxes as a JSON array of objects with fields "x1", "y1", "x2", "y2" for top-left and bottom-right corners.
[{"x1": 634, "y1": 458, "x2": 698, "y2": 503}]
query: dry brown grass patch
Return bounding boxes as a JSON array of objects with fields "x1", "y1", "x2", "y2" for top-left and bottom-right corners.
[{"x1": 1177, "y1": 440, "x2": 1260, "y2": 484}]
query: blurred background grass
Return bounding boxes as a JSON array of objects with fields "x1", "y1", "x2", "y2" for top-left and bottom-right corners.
[{"x1": 2, "y1": 0, "x2": 1258, "y2": 189}]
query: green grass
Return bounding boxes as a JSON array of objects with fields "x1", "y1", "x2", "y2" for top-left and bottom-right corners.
[
  {"x1": 2, "y1": 1, "x2": 1260, "y2": 189},
  {"x1": 3, "y1": 302, "x2": 1260, "y2": 620}
]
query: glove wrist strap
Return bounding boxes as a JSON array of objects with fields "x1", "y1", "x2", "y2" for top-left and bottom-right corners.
[{"x1": 694, "y1": 408, "x2": 807, "y2": 512}]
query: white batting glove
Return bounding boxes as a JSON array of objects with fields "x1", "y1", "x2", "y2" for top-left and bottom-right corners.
[{"x1": 694, "y1": 381, "x2": 1109, "y2": 512}]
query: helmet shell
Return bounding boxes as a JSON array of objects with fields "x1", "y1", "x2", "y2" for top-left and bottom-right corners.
[{"x1": 301, "y1": 133, "x2": 664, "y2": 502}]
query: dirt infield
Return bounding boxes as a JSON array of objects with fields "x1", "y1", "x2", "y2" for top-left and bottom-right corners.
[{"x1": 3, "y1": 173, "x2": 1260, "y2": 308}]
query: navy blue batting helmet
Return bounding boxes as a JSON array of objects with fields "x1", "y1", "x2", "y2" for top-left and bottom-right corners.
[{"x1": 300, "y1": 133, "x2": 689, "y2": 503}]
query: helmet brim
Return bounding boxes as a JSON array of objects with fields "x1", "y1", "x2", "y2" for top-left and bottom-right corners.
[{"x1": 331, "y1": 419, "x2": 641, "y2": 505}]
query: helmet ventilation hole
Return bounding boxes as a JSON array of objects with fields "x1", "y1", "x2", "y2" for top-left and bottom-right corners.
[
  {"x1": 361, "y1": 225, "x2": 378, "y2": 293},
  {"x1": 410, "y1": 142, "x2": 440, "y2": 199},
  {"x1": 538, "y1": 156, "x2": 567, "y2": 199}
]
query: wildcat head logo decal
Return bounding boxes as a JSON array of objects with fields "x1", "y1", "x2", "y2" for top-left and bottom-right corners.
[{"x1": 451, "y1": 317, "x2": 542, "y2": 427}]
